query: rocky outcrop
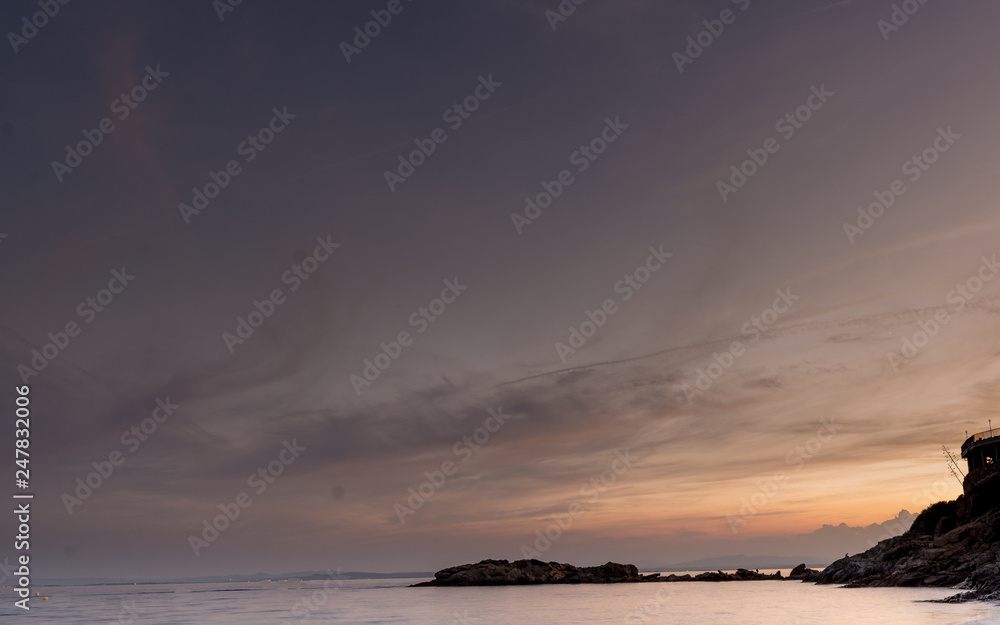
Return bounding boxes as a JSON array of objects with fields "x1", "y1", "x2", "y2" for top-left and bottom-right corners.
[
  {"x1": 787, "y1": 564, "x2": 819, "y2": 580},
  {"x1": 412, "y1": 559, "x2": 641, "y2": 586},
  {"x1": 413, "y1": 560, "x2": 786, "y2": 586},
  {"x1": 688, "y1": 568, "x2": 783, "y2": 582},
  {"x1": 810, "y1": 470, "x2": 1000, "y2": 601},
  {"x1": 639, "y1": 569, "x2": 782, "y2": 582}
]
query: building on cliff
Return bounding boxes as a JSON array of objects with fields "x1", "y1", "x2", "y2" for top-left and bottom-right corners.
[{"x1": 962, "y1": 426, "x2": 999, "y2": 478}]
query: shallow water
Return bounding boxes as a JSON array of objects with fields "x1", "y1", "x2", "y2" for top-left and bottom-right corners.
[{"x1": 3, "y1": 578, "x2": 999, "y2": 624}]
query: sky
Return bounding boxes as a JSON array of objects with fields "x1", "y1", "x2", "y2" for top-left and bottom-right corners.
[{"x1": 1, "y1": 0, "x2": 999, "y2": 580}]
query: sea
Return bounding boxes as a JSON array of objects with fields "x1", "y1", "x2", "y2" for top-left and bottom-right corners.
[{"x1": 2, "y1": 574, "x2": 999, "y2": 624}]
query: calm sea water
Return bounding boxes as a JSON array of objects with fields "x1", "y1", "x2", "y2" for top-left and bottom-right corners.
[{"x1": 2, "y1": 577, "x2": 999, "y2": 624}]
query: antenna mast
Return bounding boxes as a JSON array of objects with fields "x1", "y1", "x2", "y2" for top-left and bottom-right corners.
[{"x1": 942, "y1": 445, "x2": 965, "y2": 488}]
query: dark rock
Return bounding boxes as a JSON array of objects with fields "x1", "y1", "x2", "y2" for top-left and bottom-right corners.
[
  {"x1": 788, "y1": 563, "x2": 819, "y2": 579},
  {"x1": 810, "y1": 469, "x2": 1000, "y2": 602},
  {"x1": 411, "y1": 559, "x2": 641, "y2": 586},
  {"x1": 413, "y1": 560, "x2": 784, "y2": 586},
  {"x1": 660, "y1": 573, "x2": 692, "y2": 582}
]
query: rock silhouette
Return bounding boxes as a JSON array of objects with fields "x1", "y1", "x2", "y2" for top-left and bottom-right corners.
[
  {"x1": 412, "y1": 560, "x2": 786, "y2": 586},
  {"x1": 810, "y1": 469, "x2": 1000, "y2": 601},
  {"x1": 412, "y1": 560, "x2": 641, "y2": 586}
]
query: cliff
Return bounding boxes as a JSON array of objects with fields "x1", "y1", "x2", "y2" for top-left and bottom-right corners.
[{"x1": 810, "y1": 469, "x2": 1000, "y2": 601}]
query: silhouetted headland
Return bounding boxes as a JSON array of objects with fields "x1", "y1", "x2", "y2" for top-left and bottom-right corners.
[{"x1": 810, "y1": 433, "x2": 1000, "y2": 602}]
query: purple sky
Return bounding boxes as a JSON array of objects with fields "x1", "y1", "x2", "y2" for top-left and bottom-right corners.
[{"x1": 1, "y1": 0, "x2": 999, "y2": 579}]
